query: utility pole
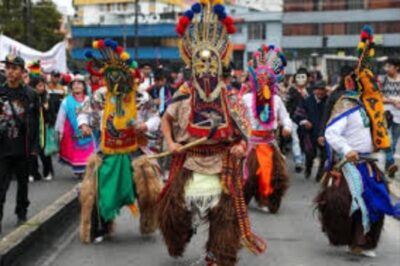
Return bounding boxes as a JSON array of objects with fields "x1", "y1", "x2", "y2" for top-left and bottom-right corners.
[
  {"x1": 134, "y1": 0, "x2": 139, "y2": 60},
  {"x1": 23, "y1": 0, "x2": 32, "y2": 46}
]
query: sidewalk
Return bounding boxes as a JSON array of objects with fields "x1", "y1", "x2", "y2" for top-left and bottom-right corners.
[{"x1": 1, "y1": 159, "x2": 79, "y2": 238}]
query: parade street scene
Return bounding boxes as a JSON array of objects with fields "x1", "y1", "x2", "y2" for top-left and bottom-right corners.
[{"x1": 0, "y1": 1, "x2": 399, "y2": 266}]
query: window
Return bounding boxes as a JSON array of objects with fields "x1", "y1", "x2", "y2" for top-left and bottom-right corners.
[
  {"x1": 236, "y1": 23, "x2": 243, "y2": 34},
  {"x1": 248, "y1": 23, "x2": 266, "y2": 40},
  {"x1": 346, "y1": 0, "x2": 364, "y2": 9}
]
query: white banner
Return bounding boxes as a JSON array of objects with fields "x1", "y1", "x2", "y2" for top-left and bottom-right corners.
[{"x1": 0, "y1": 35, "x2": 67, "y2": 73}]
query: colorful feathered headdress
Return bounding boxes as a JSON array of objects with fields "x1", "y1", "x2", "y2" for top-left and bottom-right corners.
[
  {"x1": 355, "y1": 25, "x2": 391, "y2": 150},
  {"x1": 28, "y1": 60, "x2": 42, "y2": 79},
  {"x1": 176, "y1": 0, "x2": 236, "y2": 67},
  {"x1": 84, "y1": 39, "x2": 141, "y2": 96},
  {"x1": 356, "y1": 25, "x2": 375, "y2": 73},
  {"x1": 247, "y1": 45, "x2": 287, "y2": 128}
]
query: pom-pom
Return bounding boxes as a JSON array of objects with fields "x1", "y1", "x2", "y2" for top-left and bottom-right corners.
[
  {"x1": 115, "y1": 46, "x2": 124, "y2": 55},
  {"x1": 176, "y1": 24, "x2": 185, "y2": 36},
  {"x1": 357, "y1": 42, "x2": 366, "y2": 50},
  {"x1": 92, "y1": 41, "x2": 99, "y2": 49},
  {"x1": 253, "y1": 51, "x2": 261, "y2": 58},
  {"x1": 84, "y1": 50, "x2": 94, "y2": 59},
  {"x1": 131, "y1": 61, "x2": 138, "y2": 69},
  {"x1": 362, "y1": 25, "x2": 373, "y2": 35},
  {"x1": 179, "y1": 16, "x2": 191, "y2": 27},
  {"x1": 104, "y1": 39, "x2": 113, "y2": 47},
  {"x1": 184, "y1": 10, "x2": 194, "y2": 20},
  {"x1": 360, "y1": 31, "x2": 369, "y2": 41},
  {"x1": 213, "y1": 4, "x2": 225, "y2": 15},
  {"x1": 369, "y1": 48, "x2": 375, "y2": 58},
  {"x1": 63, "y1": 74, "x2": 72, "y2": 84},
  {"x1": 97, "y1": 40, "x2": 105, "y2": 49},
  {"x1": 268, "y1": 44, "x2": 275, "y2": 50},
  {"x1": 275, "y1": 48, "x2": 282, "y2": 53},
  {"x1": 218, "y1": 11, "x2": 227, "y2": 20},
  {"x1": 110, "y1": 40, "x2": 118, "y2": 50},
  {"x1": 223, "y1": 16, "x2": 234, "y2": 26},
  {"x1": 227, "y1": 24, "x2": 237, "y2": 34},
  {"x1": 121, "y1": 52, "x2": 130, "y2": 61},
  {"x1": 191, "y1": 3, "x2": 202, "y2": 13}
]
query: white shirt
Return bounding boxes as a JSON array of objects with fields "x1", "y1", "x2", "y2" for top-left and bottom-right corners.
[
  {"x1": 382, "y1": 76, "x2": 400, "y2": 124},
  {"x1": 325, "y1": 107, "x2": 374, "y2": 156},
  {"x1": 242, "y1": 93, "x2": 292, "y2": 131}
]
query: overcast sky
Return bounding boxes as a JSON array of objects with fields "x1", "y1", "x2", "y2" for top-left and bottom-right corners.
[{"x1": 52, "y1": 0, "x2": 74, "y2": 15}]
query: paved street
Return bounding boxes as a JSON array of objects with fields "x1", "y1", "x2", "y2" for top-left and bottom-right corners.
[
  {"x1": 1, "y1": 159, "x2": 78, "y2": 237},
  {"x1": 41, "y1": 162, "x2": 400, "y2": 266}
]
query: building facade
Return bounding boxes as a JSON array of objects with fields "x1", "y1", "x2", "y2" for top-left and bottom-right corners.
[
  {"x1": 70, "y1": 1, "x2": 284, "y2": 70},
  {"x1": 282, "y1": 0, "x2": 400, "y2": 67}
]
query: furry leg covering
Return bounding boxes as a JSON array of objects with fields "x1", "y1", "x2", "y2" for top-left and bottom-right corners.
[
  {"x1": 314, "y1": 170, "x2": 353, "y2": 246},
  {"x1": 207, "y1": 193, "x2": 241, "y2": 266},
  {"x1": 79, "y1": 154, "x2": 102, "y2": 243},
  {"x1": 244, "y1": 145, "x2": 289, "y2": 213},
  {"x1": 132, "y1": 156, "x2": 164, "y2": 235},
  {"x1": 158, "y1": 169, "x2": 193, "y2": 257}
]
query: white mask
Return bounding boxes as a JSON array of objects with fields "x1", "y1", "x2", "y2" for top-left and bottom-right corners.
[{"x1": 295, "y1": 73, "x2": 308, "y2": 86}]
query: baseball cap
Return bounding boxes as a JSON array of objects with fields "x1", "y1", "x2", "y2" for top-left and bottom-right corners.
[{"x1": 1, "y1": 54, "x2": 25, "y2": 68}]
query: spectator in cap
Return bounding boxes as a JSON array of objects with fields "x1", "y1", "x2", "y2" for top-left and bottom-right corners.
[
  {"x1": 0, "y1": 54, "x2": 40, "y2": 232},
  {"x1": 294, "y1": 79, "x2": 328, "y2": 180}
]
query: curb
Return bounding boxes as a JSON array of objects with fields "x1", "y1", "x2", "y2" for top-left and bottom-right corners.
[
  {"x1": 0, "y1": 185, "x2": 80, "y2": 266},
  {"x1": 390, "y1": 179, "x2": 400, "y2": 199}
]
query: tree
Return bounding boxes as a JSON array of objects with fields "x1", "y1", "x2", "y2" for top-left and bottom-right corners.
[{"x1": 0, "y1": 0, "x2": 65, "y2": 51}]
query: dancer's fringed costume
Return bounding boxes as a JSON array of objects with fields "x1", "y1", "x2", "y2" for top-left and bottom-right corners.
[
  {"x1": 159, "y1": 1, "x2": 266, "y2": 265},
  {"x1": 315, "y1": 26, "x2": 400, "y2": 255},
  {"x1": 240, "y1": 45, "x2": 291, "y2": 213},
  {"x1": 78, "y1": 40, "x2": 163, "y2": 243}
]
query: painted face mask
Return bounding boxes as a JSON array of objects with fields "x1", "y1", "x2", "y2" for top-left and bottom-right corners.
[
  {"x1": 192, "y1": 48, "x2": 222, "y2": 102},
  {"x1": 295, "y1": 73, "x2": 308, "y2": 86},
  {"x1": 85, "y1": 39, "x2": 141, "y2": 154},
  {"x1": 176, "y1": 2, "x2": 237, "y2": 139},
  {"x1": 248, "y1": 45, "x2": 287, "y2": 129}
]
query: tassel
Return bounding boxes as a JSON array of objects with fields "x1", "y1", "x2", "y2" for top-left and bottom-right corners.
[{"x1": 128, "y1": 203, "x2": 139, "y2": 217}]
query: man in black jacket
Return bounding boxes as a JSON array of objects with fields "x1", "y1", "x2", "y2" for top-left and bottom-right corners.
[
  {"x1": 0, "y1": 54, "x2": 39, "y2": 233},
  {"x1": 294, "y1": 80, "x2": 328, "y2": 180}
]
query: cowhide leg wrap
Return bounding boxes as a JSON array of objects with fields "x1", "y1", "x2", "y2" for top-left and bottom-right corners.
[
  {"x1": 206, "y1": 193, "x2": 241, "y2": 266},
  {"x1": 158, "y1": 169, "x2": 193, "y2": 257},
  {"x1": 132, "y1": 157, "x2": 164, "y2": 235},
  {"x1": 79, "y1": 154, "x2": 102, "y2": 244}
]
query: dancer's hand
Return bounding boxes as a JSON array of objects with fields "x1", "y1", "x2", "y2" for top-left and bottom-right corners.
[
  {"x1": 318, "y1": 136, "x2": 325, "y2": 146},
  {"x1": 136, "y1": 123, "x2": 148, "y2": 133},
  {"x1": 167, "y1": 141, "x2": 183, "y2": 154},
  {"x1": 230, "y1": 143, "x2": 246, "y2": 158},
  {"x1": 282, "y1": 128, "x2": 291, "y2": 138},
  {"x1": 345, "y1": 151, "x2": 359, "y2": 162},
  {"x1": 80, "y1": 124, "x2": 92, "y2": 137}
]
